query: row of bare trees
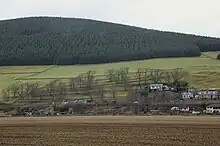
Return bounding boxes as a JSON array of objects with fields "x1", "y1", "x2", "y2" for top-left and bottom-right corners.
[
  {"x1": 106, "y1": 67, "x2": 131, "y2": 91},
  {"x1": 134, "y1": 68, "x2": 188, "y2": 85},
  {"x1": 1, "y1": 68, "x2": 189, "y2": 101},
  {"x1": 106, "y1": 68, "x2": 188, "y2": 89},
  {"x1": 1, "y1": 82, "x2": 39, "y2": 101}
]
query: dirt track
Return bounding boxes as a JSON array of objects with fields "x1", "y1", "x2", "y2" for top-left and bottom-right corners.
[{"x1": 0, "y1": 116, "x2": 220, "y2": 146}]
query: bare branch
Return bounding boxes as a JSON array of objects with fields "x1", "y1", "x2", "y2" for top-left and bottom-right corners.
[
  {"x1": 135, "y1": 68, "x2": 143, "y2": 87},
  {"x1": 149, "y1": 69, "x2": 164, "y2": 83},
  {"x1": 85, "y1": 70, "x2": 96, "y2": 89},
  {"x1": 1, "y1": 89, "x2": 9, "y2": 101},
  {"x1": 106, "y1": 69, "x2": 115, "y2": 82},
  {"x1": 10, "y1": 82, "x2": 21, "y2": 98},
  {"x1": 164, "y1": 72, "x2": 173, "y2": 84}
]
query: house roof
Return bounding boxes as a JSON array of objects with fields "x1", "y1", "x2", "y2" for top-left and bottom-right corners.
[
  {"x1": 181, "y1": 91, "x2": 196, "y2": 95},
  {"x1": 149, "y1": 84, "x2": 163, "y2": 86},
  {"x1": 189, "y1": 90, "x2": 219, "y2": 94},
  {"x1": 207, "y1": 104, "x2": 220, "y2": 108}
]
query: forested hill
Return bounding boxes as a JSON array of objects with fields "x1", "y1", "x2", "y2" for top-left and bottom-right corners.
[{"x1": 0, "y1": 17, "x2": 220, "y2": 66}]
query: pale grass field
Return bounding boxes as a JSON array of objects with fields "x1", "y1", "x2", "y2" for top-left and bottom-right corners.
[{"x1": 31, "y1": 57, "x2": 220, "y2": 78}]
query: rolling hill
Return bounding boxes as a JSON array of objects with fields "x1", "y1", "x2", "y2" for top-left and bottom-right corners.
[{"x1": 0, "y1": 17, "x2": 220, "y2": 66}]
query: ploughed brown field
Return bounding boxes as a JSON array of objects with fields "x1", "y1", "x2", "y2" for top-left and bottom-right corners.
[{"x1": 0, "y1": 116, "x2": 220, "y2": 146}]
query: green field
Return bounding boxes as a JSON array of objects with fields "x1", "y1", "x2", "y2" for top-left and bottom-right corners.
[
  {"x1": 203, "y1": 51, "x2": 219, "y2": 58},
  {"x1": 0, "y1": 53, "x2": 220, "y2": 91},
  {"x1": 0, "y1": 66, "x2": 55, "y2": 90},
  {"x1": 0, "y1": 66, "x2": 52, "y2": 73}
]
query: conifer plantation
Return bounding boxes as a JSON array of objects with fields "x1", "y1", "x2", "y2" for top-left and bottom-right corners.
[{"x1": 0, "y1": 17, "x2": 220, "y2": 66}]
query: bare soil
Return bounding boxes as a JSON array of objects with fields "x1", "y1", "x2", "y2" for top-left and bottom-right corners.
[{"x1": 0, "y1": 116, "x2": 220, "y2": 146}]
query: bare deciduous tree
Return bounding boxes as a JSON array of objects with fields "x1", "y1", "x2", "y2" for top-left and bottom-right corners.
[
  {"x1": 170, "y1": 68, "x2": 187, "y2": 85},
  {"x1": 56, "y1": 82, "x2": 66, "y2": 96},
  {"x1": 78, "y1": 73, "x2": 85, "y2": 88},
  {"x1": 120, "y1": 67, "x2": 130, "y2": 91},
  {"x1": 164, "y1": 71, "x2": 173, "y2": 85},
  {"x1": 29, "y1": 83, "x2": 40, "y2": 97},
  {"x1": 10, "y1": 82, "x2": 20, "y2": 98},
  {"x1": 24, "y1": 83, "x2": 39, "y2": 100},
  {"x1": 93, "y1": 85, "x2": 106, "y2": 103},
  {"x1": 170, "y1": 68, "x2": 189, "y2": 91},
  {"x1": 100, "y1": 90, "x2": 105, "y2": 101},
  {"x1": 121, "y1": 67, "x2": 129, "y2": 81},
  {"x1": 46, "y1": 79, "x2": 59, "y2": 96},
  {"x1": 149, "y1": 69, "x2": 164, "y2": 83},
  {"x1": 69, "y1": 78, "x2": 77, "y2": 92},
  {"x1": 1, "y1": 89, "x2": 9, "y2": 101},
  {"x1": 143, "y1": 68, "x2": 148, "y2": 85},
  {"x1": 123, "y1": 80, "x2": 132, "y2": 91},
  {"x1": 106, "y1": 69, "x2": 115, "y2": 82},
  {"x1": 136, "y1": 68, "x2": 143, "y2": 87},
  {"x1": 88, "y1": 89, "x2": 93, "y2": 101},
  {"x1": 113, "y1": 70, "x2": 121, "y2": 84},
  {"x1": 112, "y1": 67, "x2": 130, "y2": 89},
  {"x1": 127, "y1": 88, "x2": 135, "y2": 102},
  {"x1": 85, "y1": 70, "x2": 96, "y2": 89},
  {"x1": 6, "y1": 86, "x2": 11, "y2": 99},
  {"x1": 17, "y1": 83, "x2": 26, "y2": 100},
  {"x1": 112, "y1": 88, "x2": 117, "y2": 101}
]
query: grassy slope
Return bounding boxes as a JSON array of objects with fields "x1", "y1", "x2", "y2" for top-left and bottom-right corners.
[
  {"x1": 0, "y1": 66, "x2": 50, "y2": 73},
  {"x1": 0, "y1": 53, "x2": 220, "y2": 90},
  {"x1": 33, "y1": 57, "x2": 219, "y2": 77},
  {"x1": 203, "y1": 51, "x2": 219, "y2": 58},
  {"x1": 0, "y1": 66, "x2": 54, "y2": 91}
]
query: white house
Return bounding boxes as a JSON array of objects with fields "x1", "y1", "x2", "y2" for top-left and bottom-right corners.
[
  {"x1": 149, "y1": 84, "x2": 169, "y2": 91},
  {"x1": 206, "y1": 104, "x2": 220, "y2": 114}
]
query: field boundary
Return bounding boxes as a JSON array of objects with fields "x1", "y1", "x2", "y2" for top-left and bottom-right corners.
[
  {"x1": 201, "y1": 53, "x2": 218, "y2": 60},
  {"x1": 0, "y1": 71, "x2": 41, "y2": 75},
  {"x1": 14, "y1": 65, "x2": 58, "y2": 80}
]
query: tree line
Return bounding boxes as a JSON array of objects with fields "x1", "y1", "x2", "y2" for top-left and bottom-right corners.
[
  {"x1": 1, "y1": 68, "x2": 189, "y2": 102},
  {"x1": 0, "y1": 17, "x2": 220, "y2": 66}
]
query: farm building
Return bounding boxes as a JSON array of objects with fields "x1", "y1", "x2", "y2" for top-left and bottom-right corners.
[
  {"x1": 149, "y1": 84, "x2": 169, "y2": 92},
  {"x1": 206, "y1": 104, "x2": 220, "y2": 114},
  {"x1": 197, "y1": 90, "x2": 219, "y2": 99},
  {"x1": 181, "y1": 90, "x2": 220, "y2": 100},
  {"x1": 181, "y1": 91, "x2": 195, "y2": 99}
]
